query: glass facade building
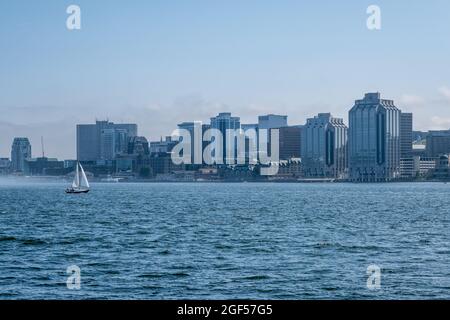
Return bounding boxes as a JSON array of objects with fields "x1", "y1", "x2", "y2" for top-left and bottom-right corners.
[
  {"x1": 210, "y1": 113, "x2": 241, "y2": 164},
  {"x1": 11, "y1": 137, "x2": 32, "y2": 173},
  {"x1": 348, "y1": 93, "x2": 401, "y2": 181},
  {"x1": 301, "y1": 113, "x2": 348, "y2": 178}
]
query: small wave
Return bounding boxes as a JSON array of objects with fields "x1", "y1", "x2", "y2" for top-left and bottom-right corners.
[
  {"x1": 171, "y1": 271, "x2": 190, "y2": 277},
  {"x1": 21, "y1": 238, "x2": 47, "y2": 246},
  {"x1": 0, "y1": 236, "x2": 17, "y2": 242},
  {"x1": 240, "y1": 275, "x2": 270, "y2": 280},
  {"x1": 139, "y1": 271, "x2": 190, "y2": 278},
  {"x1": 214, "y1": 244, "x2": 233, "y2": 249},
  {"x1": 138, "y1": 273, "x2": 164, "y2": 279}
]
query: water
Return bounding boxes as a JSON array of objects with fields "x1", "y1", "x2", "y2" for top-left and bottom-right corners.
[{"x1": 1, "y1": 181, "x2": 450, "y2": 299}]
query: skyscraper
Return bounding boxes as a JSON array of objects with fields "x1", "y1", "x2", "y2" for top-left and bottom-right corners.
[
  {"x1": 77, "y1": 120, "x2": 137, "y2": 162},
  {"x1": 256, "y1": 114, "x2": 288, "y2": 161},
  {"x1": 177, "y1": 121, "x2": 201, "y2": 164},
  {"x1": 301, "y1": 113, "x2": 347, "y2": 178},
  {"x1": 348, "y1": 92, "x2": 401, "y2": 181},
  {"x1": 400, "y1": 112, "x2": 413, "y2": 158},
  {"x1": 210, "y1": 112, "x2": 241, "y2": 164},
  {"x1": 11, "y1": 137, "x2": 32, "y2": 172}
]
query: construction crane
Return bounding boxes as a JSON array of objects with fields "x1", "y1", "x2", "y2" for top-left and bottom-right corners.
[{"x1": 41, "y1": 136, "x2": 45, "y2": 158}]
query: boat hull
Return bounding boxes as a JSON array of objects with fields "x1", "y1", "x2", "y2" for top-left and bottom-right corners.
[{"x1": 65, "y1": 189, "x2": 89, "y2": 194}]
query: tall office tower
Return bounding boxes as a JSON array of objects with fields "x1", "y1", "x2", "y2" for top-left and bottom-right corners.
[
  {"x1": 426, "y1": 130, "x2": 450, "y2": 157},
  {"x1": 301, "y1": 113, "x2": 347, "y2": 178},
  {"x1": 10, "y1": 137, "x2": 32, "y2": 172},
  {"x1": 258, "y1": 114, "x2": 288, "y2": 153},
  {"x1": 210, "y1": 112, "x2": 241, "y2": 164},
  {"x1": 348, "y1": 92, "x2": 401, "y2": 181},
  {"x1": 115, "y1": 129, "x2": 129, "y2": 155},
  {"x1": 400, "y1": 112, "x2": 413, "y2": 158},
  {"x1": 100, "y1": 128, "x2": 116, "y2": 161},
  {"x1": 278, "y1": 125, "x2": 302, "y2": 160},
  {"x1": 177, "y1": 121, "x2": 201, "y2": 164},
  {"x1": 241, "y1": 124, "x2": 259, "y2": 163},
  {"x1": 77, "y1": 120, "x2": 138, "y2": 162}
]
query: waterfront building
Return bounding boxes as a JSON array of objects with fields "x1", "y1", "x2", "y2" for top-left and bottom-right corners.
[
  {"x1": 149, "y1": 152, "x2": 185, "y2": 176},
  {"x1": 64, "y1": 160, "x2": 77, "y2": 169},
  {"x1": 400, "y1": 112, "x2": 413, "y2": 158},
  {"x1": 177, "y1": 121, "x2": 202, "y2": 164},
  {"x1": 268, "y1": 159, "x2": 302, "y2": 180},
  {"x1": 25, "y1": 157, "x2": 64, "y2": 175},
  {"x1": 399, "y1": 156, "x2": 436, "y2": 178},
  {"x1": 277, "y1": 125, "x2": 302, "y2": 160},
  {"x1": 348, "y1": 92, "x2": 401, "y2": 181},
  {"x1": 210, "y1": 113, "x2": 241, "y2": 164},
  {"x1": 301, "y1": 113, "x2": 348, "y2": 179},
  {"x1": 11, "y1": 137, "x2": 32, "y2": 173},
  {"x1": 241, "y1": 124, "x2": 259, "y2": 163},
  {"x1": 0, "y1": 158, "x2": 11, "y2": 175},
  {"x1": 100, "y1": 128, "x2": 116, "y2": 161},
  {"x1": 431, "y1": 154, "x2": 450, "y2": 180},
  {"x1": 77, "y1": 120, "x2": 137, "y2": 162},
  {"x1": 258, "y1": 114, "x2": 288, "y2": 157},
  {"x1": 426, "y1": 130, "x2": 450, "y2": 157}
]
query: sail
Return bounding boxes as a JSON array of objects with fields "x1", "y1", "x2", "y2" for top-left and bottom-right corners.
[
  {"x1": 79, "y1": 163, "x2": 90, "y2": 189},
  {"x1": 72, "y1": 163, "x2": 80, "y2": 188}
]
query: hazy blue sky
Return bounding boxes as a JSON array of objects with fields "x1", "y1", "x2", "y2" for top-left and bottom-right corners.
[{"x1": 1, "y1": 0, "x2": 450, "y2": 158}]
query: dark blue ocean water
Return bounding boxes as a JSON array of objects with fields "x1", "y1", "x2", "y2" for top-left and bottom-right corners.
[{"x1": 1, "y1": 181, "x2": 450, "y2": 299}]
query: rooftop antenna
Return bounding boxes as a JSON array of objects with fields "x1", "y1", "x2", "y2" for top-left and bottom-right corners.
[{"x1": 41, "y1": 136, "x2": 45, "y2": 158}]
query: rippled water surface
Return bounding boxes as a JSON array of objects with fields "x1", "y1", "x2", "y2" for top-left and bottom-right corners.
[{"x1": 1, "y1": 181, "x2": 450, "y2": 299}]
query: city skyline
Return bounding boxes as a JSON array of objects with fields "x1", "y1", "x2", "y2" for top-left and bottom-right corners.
[
  {"x1": 2, "y1": 1, "x2": 450, "y2": 158},
  {"x1": 0, "y1": 97, "x2": 437, "y2": 159},
  {"x1": 4, "y1": 91, "x2": 450, "y2": 182}
]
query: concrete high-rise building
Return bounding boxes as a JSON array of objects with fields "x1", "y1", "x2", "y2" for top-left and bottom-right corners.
[
  {"x1": 426, "y1": 130, "x2": 450, "y2": 157},
  {"x1": 210, "y1": 113, "x2": 241, "y2": 164},
  {"x1": 77, "y1": 120, "x2": 137, "y2": 162},
  {"x1": 348, "y1": 92, "x2": 401, "y2": 181},
  {"x1": 400, "y1": 112, "x2": 413, "y2": 158},
  {"x1": 11, "y1": 137, "x2": 32, "y2": 172},
  {"x1": 301, "y1": 113, "x2": 347, "y2": 178}
]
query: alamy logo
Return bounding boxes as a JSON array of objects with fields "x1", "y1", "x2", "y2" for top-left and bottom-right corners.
[
  {"x1": 170, "y1": 126, "x2": 280, "y2": 176},
  {"x1": 366, "y1": 5, "x2": 381, "y2": 30},
  {"x1": 66, "y1": 5, "x2": 81, "y2": 30},
  {"x1": 366, "y1": 264, "x2": 381, "y2": 290},
  {"x1": 66, "y1": 265, "x2": 81, "y2": 290}
]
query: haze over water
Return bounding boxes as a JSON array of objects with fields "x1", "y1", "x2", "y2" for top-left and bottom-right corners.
[{"x1": 1, "y1": 181, "x2": 450, "y2": 299}]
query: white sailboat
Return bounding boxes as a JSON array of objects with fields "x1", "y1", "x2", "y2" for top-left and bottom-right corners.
[{"x1": 66, "y1": 162, "x2": 90, "y2": 194}]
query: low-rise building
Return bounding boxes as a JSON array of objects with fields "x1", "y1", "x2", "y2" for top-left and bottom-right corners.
[
  {"x1": 0, "y1": 158, "x2": 11, "y2": 175},
  {"x1": 400, "y1": 156, "x2": 436, "y2": 178},
  {"x1": 25, "y1": 157, "x2": 64, "y2": 175}
]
